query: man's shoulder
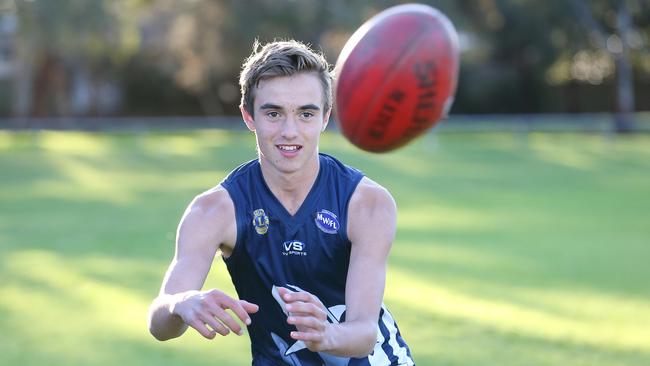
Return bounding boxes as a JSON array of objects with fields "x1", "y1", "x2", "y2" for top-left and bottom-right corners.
[
  {"x1": 347, "y1": 176, "x2": 397, "y2": 246},
  {"x1": 348, "y1": 177, "x2": 396, "y2": 221},
  {"x1": 179, "y1": 185, "x2": 235, "y2": 233},
  {"x1": 191, "y1": 185, "x2": 234, "y2": 217},
  {"x1": 353, "y1": 177, "x2": 392, "y2": 201},
  {"x1": 178, "y1": 185, "x2": 237, "y2": 250}
]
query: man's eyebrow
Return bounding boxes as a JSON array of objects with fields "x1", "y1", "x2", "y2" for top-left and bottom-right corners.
[
  {"x1": 260, "y1": 103, "x2": 283, "y2": 110},
  {"x1": 259, "y1": 103, "x2": 321, "y2": 111},
  {"x1": 298, "y1": 104, "x2": 320, "y2": 111}
]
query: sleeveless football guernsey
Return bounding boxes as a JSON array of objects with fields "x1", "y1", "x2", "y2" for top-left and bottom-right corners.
[{"x1": 220, "y1": 153, "x2": 414, "y2": 366}]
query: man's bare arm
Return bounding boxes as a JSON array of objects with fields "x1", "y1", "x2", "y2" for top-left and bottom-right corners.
[{"x1": 148, "y1": 186, "x2": 258, "y2": 341}]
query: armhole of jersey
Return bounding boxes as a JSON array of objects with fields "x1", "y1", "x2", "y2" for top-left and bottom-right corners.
[
  {"x1": 340, "y1": 173, "x2": 365, "y2": 245},
  {"x1": 221, "y1": 182, "x2": 244, "y2": 264}
]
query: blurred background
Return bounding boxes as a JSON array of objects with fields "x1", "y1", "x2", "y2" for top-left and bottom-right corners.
[
  {"x1": 0, "y1": 0, "x2": 649, "y2": 127},
  {"x1": 0, "y1": 1, "x2": 649, "y2": 366}
]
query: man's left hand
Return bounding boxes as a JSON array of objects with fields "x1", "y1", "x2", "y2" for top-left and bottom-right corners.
[{"x1": 278, "y1": 287, "x2": 332, "y2": 352}]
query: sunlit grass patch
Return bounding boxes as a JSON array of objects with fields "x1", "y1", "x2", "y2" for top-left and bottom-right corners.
[{"x1": 0, "y1": 130, "x2": 648, "y2": 366}]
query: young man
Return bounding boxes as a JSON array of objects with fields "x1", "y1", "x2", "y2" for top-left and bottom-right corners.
[{"x1": 148, "y1": 40, "x2": 414, "y2": 366}]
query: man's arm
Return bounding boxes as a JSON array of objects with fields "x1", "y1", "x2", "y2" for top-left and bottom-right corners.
[
  {"x1": 148, "y1": 186, "x2": 258, "y2": 341},
  {"x1": 283, "y1": 177, "x2": 396, "y2": 357}
]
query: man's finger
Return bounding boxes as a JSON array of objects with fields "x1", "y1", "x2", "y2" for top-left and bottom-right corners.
[
  {"x1": 280, "y1": 289, "x2": 310, "y2": 303},
  {"x1": 209, "y1": 305, "x2": 244, "y2": 336},
  {"x1": 282, "y1": 290, "x2": 325, "y2": 309},
  {"x1": 198, "y1": 311, "x2": 230, "y2": 336},
  {"x1": 286, "y1": 302, "x2": 327, "y2": 319},
  {"x1": 189, "y1": 319, "x2": 217, "y2": 339},
  {"x1": 225, "y1": 300, "x2": 259, "y2": 325},
  {"x1": 208, "y1": 291, "x2": 257, "y2": 325},
  {"x1": 288, "y1": 315, "x2": 326, "y2": 331},
  {"x1": 239, "y1": 300, "x2": 259, "y2": 314},
  {"x1": 290, "y1": 330, "x2": 324, "y2": 342}
]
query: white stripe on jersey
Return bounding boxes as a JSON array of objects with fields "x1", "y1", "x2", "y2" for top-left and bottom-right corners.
[
  {"x1": 368, "y1": 307, "x2": 391, "y2": 365},
  {"x1": 381, "y1": 307, "x2": 414, "y2": 366}
]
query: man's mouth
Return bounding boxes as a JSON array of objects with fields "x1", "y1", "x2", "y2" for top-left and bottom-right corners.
[{"x1": 277, "y1": 144, "x2": 302, "y2": 152}]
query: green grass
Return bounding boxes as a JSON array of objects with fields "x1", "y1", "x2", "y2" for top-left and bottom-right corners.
[{"x1": 0, "y1": 129, "x2": 648, "y2": 366}]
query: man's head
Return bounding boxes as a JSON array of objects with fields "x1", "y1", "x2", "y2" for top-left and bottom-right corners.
[{"x1": 239, "y1": 40, "x2": 333, "y2": 118}]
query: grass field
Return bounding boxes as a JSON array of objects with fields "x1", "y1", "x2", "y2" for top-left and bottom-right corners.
[{"x1": 0, "y1": 129, "x2": 649, "y2": 366}]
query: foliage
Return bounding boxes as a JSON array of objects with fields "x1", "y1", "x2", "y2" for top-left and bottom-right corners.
[{"x1": 2, "y1": 0, "x2": 650, "y2": 116}]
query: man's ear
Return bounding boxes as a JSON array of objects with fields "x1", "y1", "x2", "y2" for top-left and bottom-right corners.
[
  {"x1": 322, "y1": 108, "x2": 332, "y2": 132},
  {"x1": 241, "y1": 106, "x2": 255, "y2": 132}
]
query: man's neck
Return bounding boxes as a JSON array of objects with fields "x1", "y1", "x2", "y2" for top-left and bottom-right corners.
[{"x1": 259, "y1": 155, "x2": 320, "y2": 215}]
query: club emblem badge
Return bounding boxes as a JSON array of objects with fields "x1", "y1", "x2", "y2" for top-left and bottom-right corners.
[{"x1": 252, "y1": 209, "x2": 269, "y2": 235}]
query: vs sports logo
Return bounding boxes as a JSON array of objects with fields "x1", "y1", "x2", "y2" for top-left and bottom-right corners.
[{"x1": 282, "y1": 240, "x2": 307, "y2": 256}]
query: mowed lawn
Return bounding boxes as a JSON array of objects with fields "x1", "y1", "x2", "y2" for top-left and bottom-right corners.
[{"x1": 0, "y1": 129, "x2": 648, "y2": 366}]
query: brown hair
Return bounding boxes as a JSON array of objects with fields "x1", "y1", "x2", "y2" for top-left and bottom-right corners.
[{"x1": 239, "y1": 39, "x2": 332, "y2": 117}]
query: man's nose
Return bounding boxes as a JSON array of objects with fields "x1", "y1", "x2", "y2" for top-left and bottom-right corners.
[{"x1": 281, "y1": 115, "x2": 299, "y2": 139}]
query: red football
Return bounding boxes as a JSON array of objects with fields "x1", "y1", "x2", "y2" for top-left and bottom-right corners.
[{"x1": 334, "y1": 4, "x2": 460, "y2": 152}]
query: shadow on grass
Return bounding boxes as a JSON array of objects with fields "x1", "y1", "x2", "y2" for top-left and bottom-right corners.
[
  {"x1": 392, "y1": 226, "x2": 650, "y2": 299},
  {"x1": 1, "y1": 131, "x2": 649, "y2": 366},
  {"x1": 395, "y1": 305, "x2": 650, "y2": 366}
]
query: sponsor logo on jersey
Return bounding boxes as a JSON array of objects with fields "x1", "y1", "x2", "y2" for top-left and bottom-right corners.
[
  {"x1": 282, "y1": 240, "x2": 307, "y2": 256},
  {"x1": 315, "y1": 209, "x2": 339, "y2": 234},
  {"x1": 252, "y1": 209, "x2": 269, "y2": 235}
]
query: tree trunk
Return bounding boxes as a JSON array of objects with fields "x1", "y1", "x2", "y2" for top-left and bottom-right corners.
[
  {"x1": 11, "y1": 32, "x2": 34, "y2": 118},
  {"x1": 613, "y1": 2, "x2": 635, "y2": 133}
]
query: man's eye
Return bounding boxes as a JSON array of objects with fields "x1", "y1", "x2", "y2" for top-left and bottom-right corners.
[
  {"x1": 267, "y1": 111, "x2": 280, "y2": 118},
  {"x1": 301, "y1": 112, "x2": 314, "y2": 118}
]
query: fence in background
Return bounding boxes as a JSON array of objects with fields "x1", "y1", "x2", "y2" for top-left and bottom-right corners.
[{"x1": 1, "y1": 113, "x2": 649, "y2": 134}]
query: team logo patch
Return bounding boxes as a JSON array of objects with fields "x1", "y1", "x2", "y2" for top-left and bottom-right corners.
[
  {"x1": 252, "y1": 209, "x2": 269, "y2": 235},
  {"x1": 282, "y1": 240, "x2": 307, "y2": 256},
  {"x1": 315, "y1": 209, "x2": 339, "y2": 234}
]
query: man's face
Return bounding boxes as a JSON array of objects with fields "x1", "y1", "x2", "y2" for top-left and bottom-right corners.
[{"x1": 242, "y1": 72, "x2": 330, "y2": 175}]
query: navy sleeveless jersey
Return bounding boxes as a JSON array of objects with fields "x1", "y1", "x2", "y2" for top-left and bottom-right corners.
[{"x1": 220, "y1": 153, "x2": 414, "y2": 366}]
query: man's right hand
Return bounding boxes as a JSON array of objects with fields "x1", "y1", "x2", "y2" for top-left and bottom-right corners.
[{"x1": 170, "y1": 289, "x2": 259, "y2": 339}]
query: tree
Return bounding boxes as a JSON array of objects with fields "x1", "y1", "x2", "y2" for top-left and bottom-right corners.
[
  {"x1": 11, "y1": 0, "x2": 148, "y2": 118},
  {"x1": 568, "y1": 0, "x2": 646, "y2": 132},
  {"x1": 451, "y1": 0, "x2": 649, "y2": 121}
]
